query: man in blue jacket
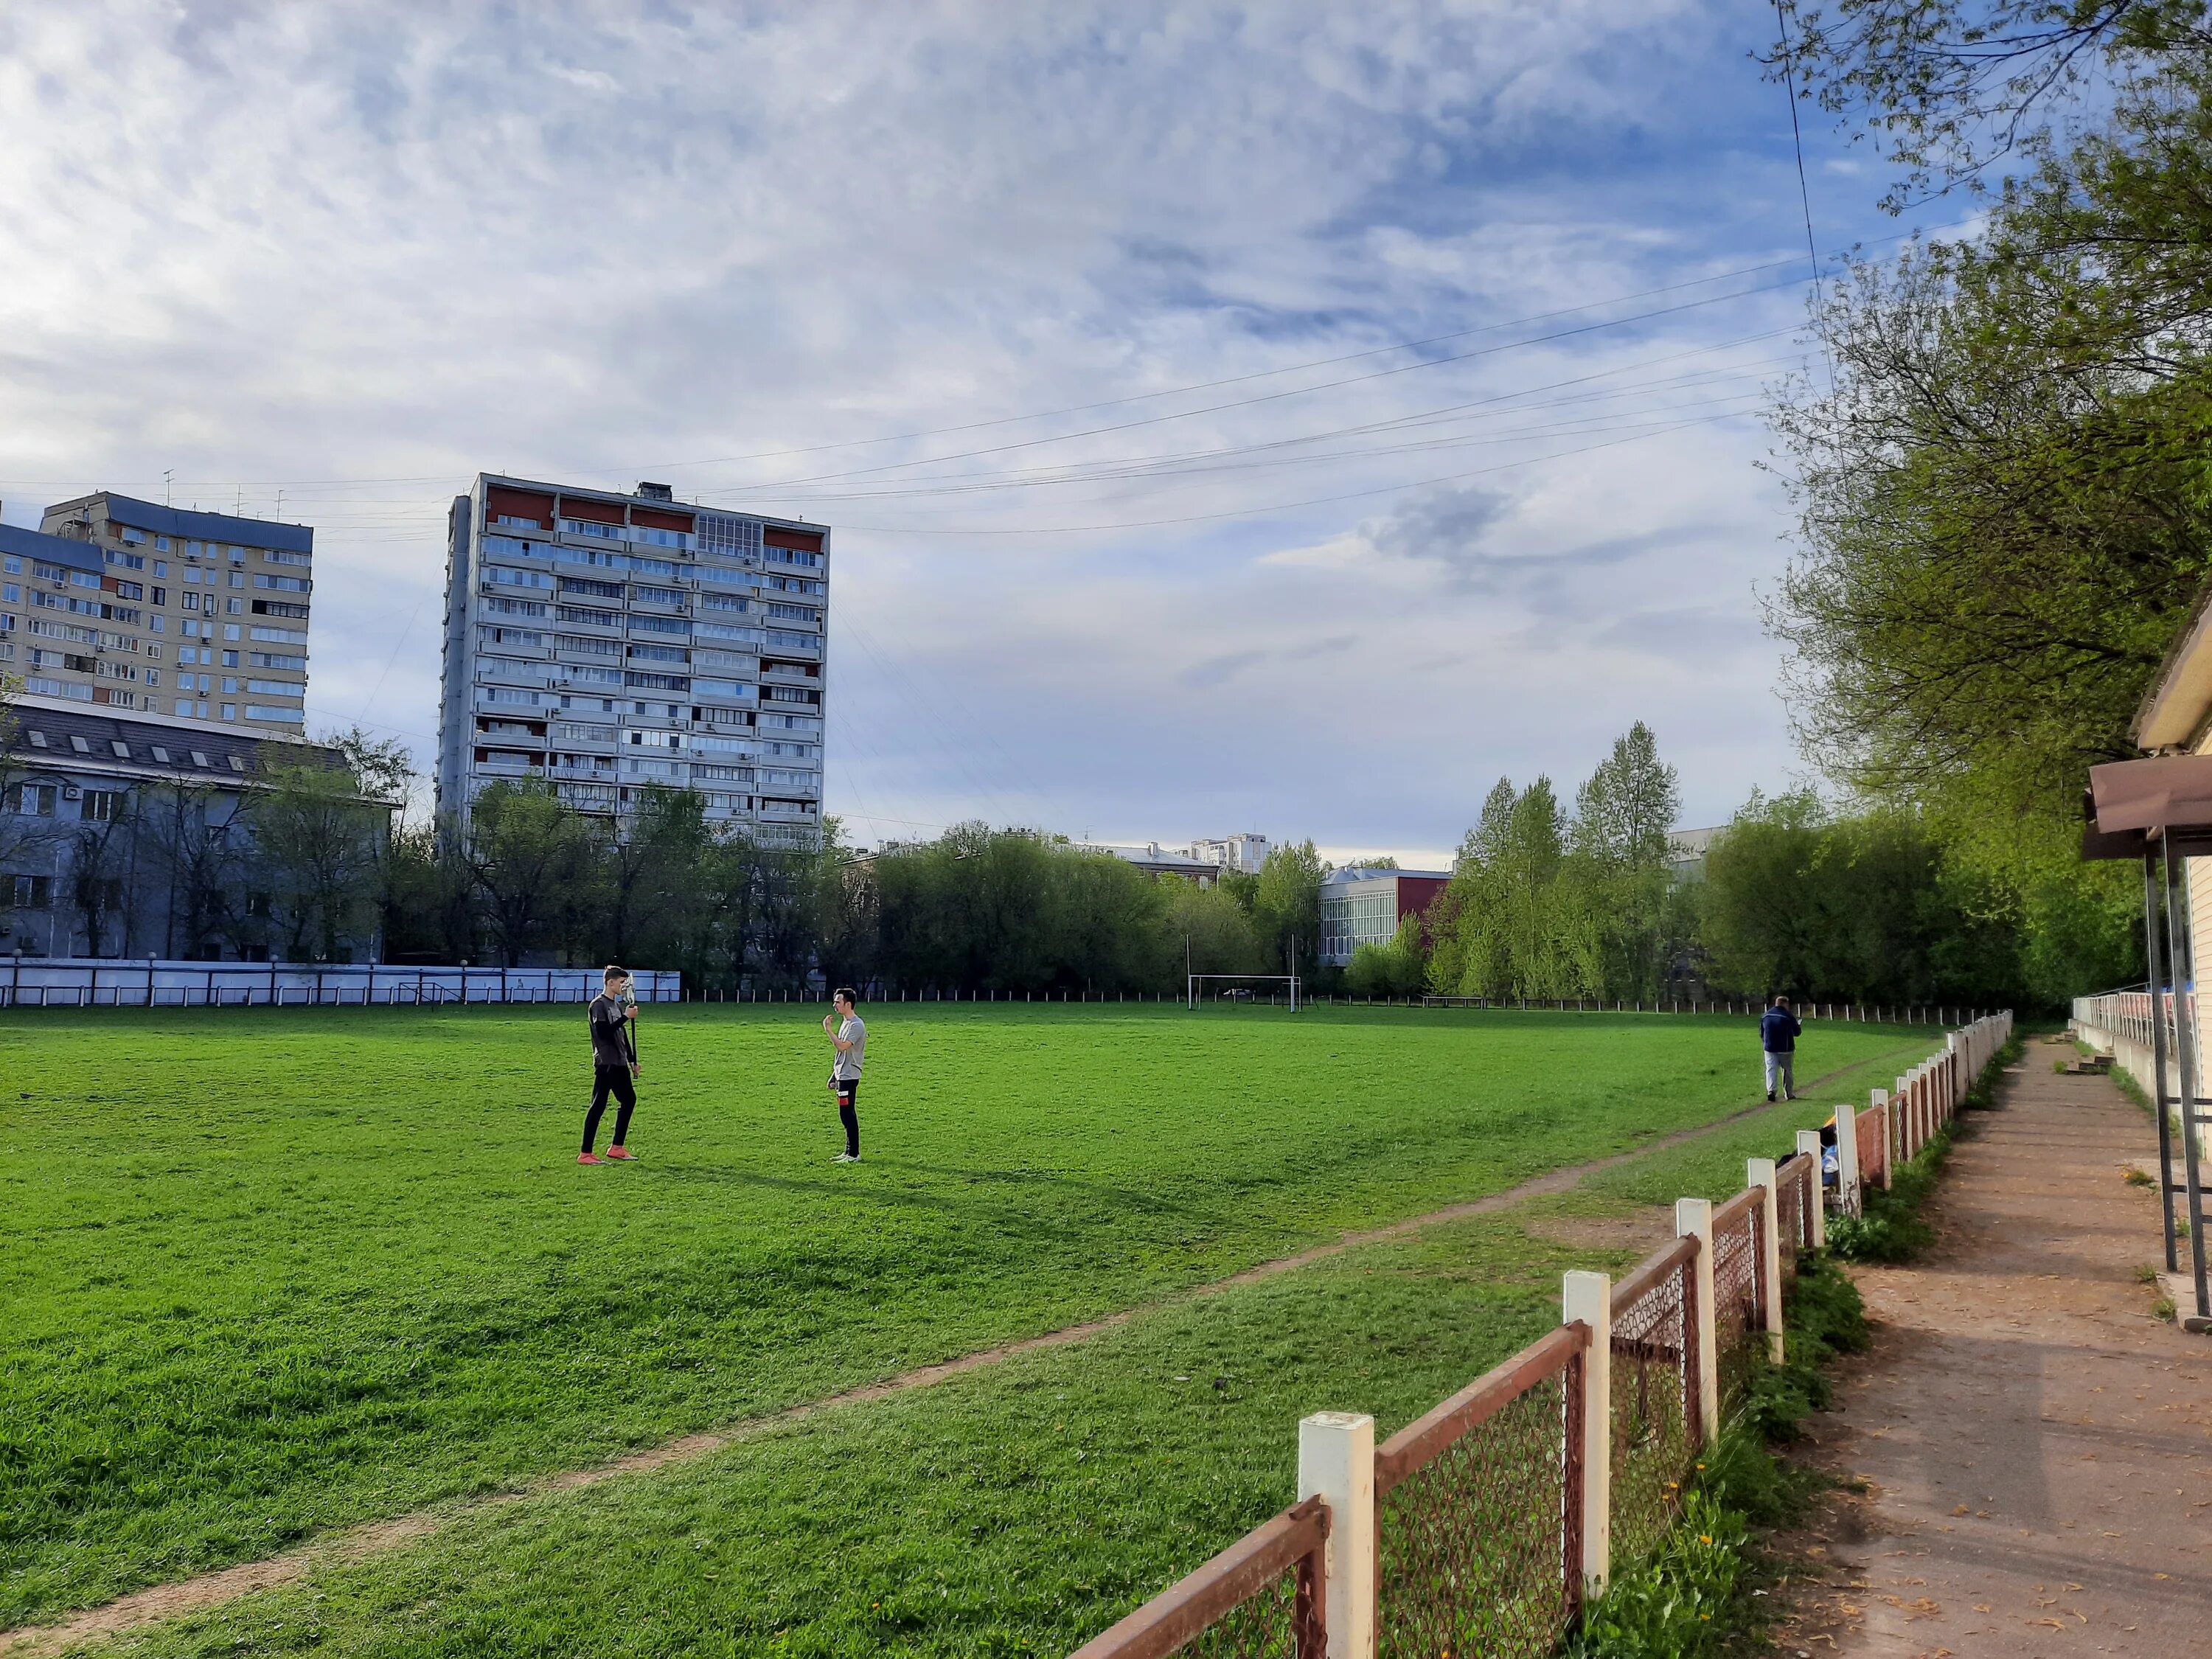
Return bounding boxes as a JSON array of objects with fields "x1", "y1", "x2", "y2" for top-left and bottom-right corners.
[{"x1": 1761, "y1": 995, "x2": 1802, "y2": 1102}]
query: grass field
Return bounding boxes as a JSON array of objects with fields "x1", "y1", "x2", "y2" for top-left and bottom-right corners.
[{"x1": 0, "y1": 1002, "x2": 1937, "y2": 1643}]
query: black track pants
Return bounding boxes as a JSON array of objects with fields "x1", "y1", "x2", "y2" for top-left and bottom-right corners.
[{"x1": 584, "y1": 1065, "x2": 636, "y2": 1152}]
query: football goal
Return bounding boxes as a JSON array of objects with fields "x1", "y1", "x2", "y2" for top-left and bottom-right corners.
[{"x1": 1187, "y1": 973, "x2": 1302, "y2": 1012}]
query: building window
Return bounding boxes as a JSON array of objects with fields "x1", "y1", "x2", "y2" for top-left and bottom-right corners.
[
  {"x1": 82, "y1": 789, "x2": 125, "y2": 822},
  {"x1": 7, "y1": 785, "x2": 56, "y2": 817},
  {"x1": 8, "y1": 874, "x2": 52, "y2": 909}
]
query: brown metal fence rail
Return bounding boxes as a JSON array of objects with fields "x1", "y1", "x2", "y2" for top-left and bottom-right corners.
[
  {"x1": 1067, "y1": 1011, "x2": 2012, "y2": 1659},
  {"x1": 1068, "y1": 1496, "x2": 1329, "y2": 1659},
  {"x1": 1373, "y1": 1322, "x2": 1588, "y2": 1659}
]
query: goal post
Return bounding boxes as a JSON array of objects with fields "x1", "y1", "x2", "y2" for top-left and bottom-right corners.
[{"x1": 1188, "y1": 973, "x2": 1302, "y2": 1012}]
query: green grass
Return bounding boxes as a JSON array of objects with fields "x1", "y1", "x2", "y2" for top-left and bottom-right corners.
[
  {"x1": 0, "y1": 1003, "x2": 1924, "y2": 1631},
  {"x1": 1581, "y1": 1030, "x2": 1942, "y2": 1206},
  {"x1": 95, "y1": 1213, "x2": 1607, "y2": 1659}
]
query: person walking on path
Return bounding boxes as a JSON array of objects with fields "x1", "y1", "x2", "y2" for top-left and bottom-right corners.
[
  {"x1": 822, "y1": 987, "x2": 866, "y2": 1164},
  {"x1": 580, "y1": 964, "x2": 640, "y2": 1165},
  {"x1": 1761, "y1": 993, "x2": 1801, "y2": 1102}
]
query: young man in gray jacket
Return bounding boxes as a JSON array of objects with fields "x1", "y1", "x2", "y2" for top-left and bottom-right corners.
[{"x1": 822, "y1": 986, "x2": 866, "y2": 1164}]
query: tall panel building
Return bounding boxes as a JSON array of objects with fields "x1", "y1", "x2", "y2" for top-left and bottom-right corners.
[
  {"x1": 435, "y1": 476, "x2": 827, "y2": 845},
  {"x1": 13, "y1": 493, "x2": 314, "y2": 726}
]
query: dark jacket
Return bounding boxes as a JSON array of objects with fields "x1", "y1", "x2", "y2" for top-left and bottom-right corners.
[{"x1": 1759, "y1": 1006, "x2": 1801, "y2": 1054}]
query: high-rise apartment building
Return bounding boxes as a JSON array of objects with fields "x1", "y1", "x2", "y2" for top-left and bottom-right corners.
[
  {"x1": 435, "y1": 476, "x2": 827, "y2": 845},
  {"x1": 21, "y1": 493, "x2": 314, "y2": 727}
]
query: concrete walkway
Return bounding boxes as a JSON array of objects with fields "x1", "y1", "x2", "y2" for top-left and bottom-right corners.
[{"x1": 1781, "y1": 1054, "x2": 2212, "y2": 1656}]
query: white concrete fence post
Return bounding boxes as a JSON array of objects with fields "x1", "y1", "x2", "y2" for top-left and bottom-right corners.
[
  {"x1": 1835, "y1": 1098, "x2": 1862, "y2": 1217},
  {"x1": 1872, "y1": 1087, "x2": 1893, "y2": 1190},
  {"x1": 1298, "y1": 1412, "x2": 1376, "y2": 1659},
  {"x1": 1745, "y1": 1158, "x2": 1786, "y2": 1363},
  {"x1": 1562, "y1": 1270, "x2": 1612, "y2": 1597},
  {"x1": 1676, "y1": 1197, "x2": 1722, "y2": 1445},
  {"x1": 1795, "y1": 1129, "x2": 1827, "y2": 1247}
]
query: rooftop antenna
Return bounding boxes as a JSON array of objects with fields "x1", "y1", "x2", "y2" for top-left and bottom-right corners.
[{"x1": 163, "y1": 468, "x2": 174, "y2": 506}]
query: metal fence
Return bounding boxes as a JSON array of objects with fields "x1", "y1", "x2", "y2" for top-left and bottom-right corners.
[
  {"x1": 1068, "y1": 1497, "x2": 1329, "y2": 1659},
  {"x1": 1605, "y1": 1236, "x2": 1699, "y2": 1565},
  {"x1": 1773, "y1": 1152, "x2": 1809, "y2": 1271},
  {"x1": 1374, "y1": 1324, "x2": 1587, "y2": 1658},
  {"x1": 1069, "y1": 1010, "x2": 2011, "y2": 1659},
  {"x1": 1710, "y1": 1187, "x2": 1767, "y2": 1419},
  {"x1": 0, "y1": 959, "x2": 681, "y2": 1007}
]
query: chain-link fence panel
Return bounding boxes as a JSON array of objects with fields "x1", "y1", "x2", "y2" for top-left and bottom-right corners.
[
  {"x1": 1608, "y1": 1242, "x2": 1695, "y2": 1564},
  {"x1": 1711, "y1": 1200, "x2": 1762, "y2": 1416},
  {"x1": 1375, "y1": 1335, "x2": 1583, "y2": 1659}
]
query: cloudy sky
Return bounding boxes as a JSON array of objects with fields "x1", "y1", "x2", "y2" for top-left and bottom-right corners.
[{"x1": 0, "y1": 2, "x2": 1932, "y2": 862}]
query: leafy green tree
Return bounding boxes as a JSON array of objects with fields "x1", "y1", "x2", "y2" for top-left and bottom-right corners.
[
  {"x1": 248, "y1": 751, "x2": 392, "y2": 962},
  {"x1": 379, "y1": 818, "x2": 475, "y2": 962},
  {"x1": 1253, "y1": 840, "x2": 1327, "y2": 977},
  {"x1": 1347, "y1": 912, "x2": 1427, "y2": 997},
  {"x1": 1163, "y1": 876, "x2": 1268, "y2": 979},
  {"x1": 462, "y1": 779, "x2": 605, "y2": 967}
]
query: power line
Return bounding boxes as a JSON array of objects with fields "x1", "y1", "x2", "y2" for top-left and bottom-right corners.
[
  {"x1": 818, "y1": 411, "x2": 1749, "y2": 536},
  {"x1": 1771, "y1": 0, "x2": 1832, "y2": 392}
]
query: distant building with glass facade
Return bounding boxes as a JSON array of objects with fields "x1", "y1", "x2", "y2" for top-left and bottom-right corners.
[{"x1": 1319, "y1": 866, "x2": 1450, "y2": 966}]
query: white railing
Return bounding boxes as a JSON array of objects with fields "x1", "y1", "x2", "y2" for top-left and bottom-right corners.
[{"x1": 0, "y1": 959, "x2": 681, "y2": 1007}]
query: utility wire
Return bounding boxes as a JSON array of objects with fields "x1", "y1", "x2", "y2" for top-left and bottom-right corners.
[{"x1": 1772, "y1": 0, "x2": 1834, "y2": 393}]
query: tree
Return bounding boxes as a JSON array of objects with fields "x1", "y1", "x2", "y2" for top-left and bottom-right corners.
[
  {"x1": 461, "y1": 780, "x2": 605, "y2": 967},
  {"x1": 65, "y1": 799, "x2": 136, "y2": 959},
  {"x1": 1253, "y1": 841, "x2": 1327, "y2": 978},
  {"x1": 1163, "y1": 876, "x2": 1268, "y2": 979},
  {"x1": 602, "y1": 787, "x2": 714, "y2": 967},
  {"x1": 1347, "y1": 912, "x2": 1427, "y2": 997},
  {"x1": 249, "y1": 751, "x2": 392, "y2": 961},
  {"x1": 1774, "y1": 0, "x2": 2209, "y2": 207},
  {"x1": 138, "y1": 782, "x2": 244, "y2": 960},
  {"x1": 379, "y1": 817, "x2": 475, "y2": 962},
  {"x1": 1571, "y1": 723, "x2": 1686, "y2": 999}
]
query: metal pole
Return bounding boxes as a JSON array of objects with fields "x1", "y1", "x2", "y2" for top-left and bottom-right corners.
[
  {"x1": 2146, "y1": 852, "x2": 2180, "y2": 1273},
  {"x1": 2159, "y1": 837, "x2": 2211, "y2": 1321}
]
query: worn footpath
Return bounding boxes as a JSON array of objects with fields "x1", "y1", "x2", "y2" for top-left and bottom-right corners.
[{"x1": 1778, "y1": 1054, "x2": 2212, "y2": 1657}]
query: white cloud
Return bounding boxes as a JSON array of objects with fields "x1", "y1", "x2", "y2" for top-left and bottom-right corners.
[{"x1": 0, "y1": 0, "x2": 1854, "y2": 848}]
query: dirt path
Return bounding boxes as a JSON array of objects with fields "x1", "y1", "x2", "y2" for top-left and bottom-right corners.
[
  {"x1": 1777, "y1": 1054, "x2": 2212, "y2": 1657},
  {"x1": 1, "y1": 1045, "x2": 1915, "y2": 1657}
]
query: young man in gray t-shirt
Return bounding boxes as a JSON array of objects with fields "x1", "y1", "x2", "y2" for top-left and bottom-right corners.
[{"x1": 821, "y1": 986, "x2": 866, "y2": 1164}]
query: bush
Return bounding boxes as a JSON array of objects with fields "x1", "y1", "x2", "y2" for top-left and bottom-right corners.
[
  {"x1": 1568, "y1": 1257, "x2": 1870, "y2": 1658},
  {"x1": 1566, "y1": 1489, "x2": 1746, "y2": 1659}
]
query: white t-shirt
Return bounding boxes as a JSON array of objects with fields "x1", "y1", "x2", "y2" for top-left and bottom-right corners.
[{"x1": 833, "y1": 1014, "x2": 866, "y2": 1080}]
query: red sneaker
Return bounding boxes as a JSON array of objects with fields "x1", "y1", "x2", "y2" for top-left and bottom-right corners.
[
  {"x1": 577, "y1": 1152, "x2": 605, "y2": 1165},
  {"x1": 605, "y1": 1146, "x2": 636, "y2": 1161}
]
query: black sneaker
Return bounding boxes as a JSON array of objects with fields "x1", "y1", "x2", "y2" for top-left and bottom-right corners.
[{"x1": 1765, "y1": 1091, "x2": 1775, "y2": 1102}]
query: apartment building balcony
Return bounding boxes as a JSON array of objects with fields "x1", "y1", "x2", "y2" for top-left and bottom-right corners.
[
  {"x1": 476, "y1": 752, "x2": 546, "y2": 778},
  {"x1": 759, "y1": 663, "x2": 820, "y2": 686},
  {"x1": 757, "y1": 800, "x2": 819, "y2": 823},
  {"x1": 549, "y1": 759, "x2": 617, "y2": 782},
  {"x1": 556, "y1": 782, "x2": 619, "y2": 811},
  {"x1": 549, "y1": 721, "x2": 618, "y2": 750}
]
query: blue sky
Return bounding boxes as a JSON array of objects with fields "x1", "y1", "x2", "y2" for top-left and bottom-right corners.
[{"x1": 0, "y1": 2, "x2": 1938, "y2": 861}]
